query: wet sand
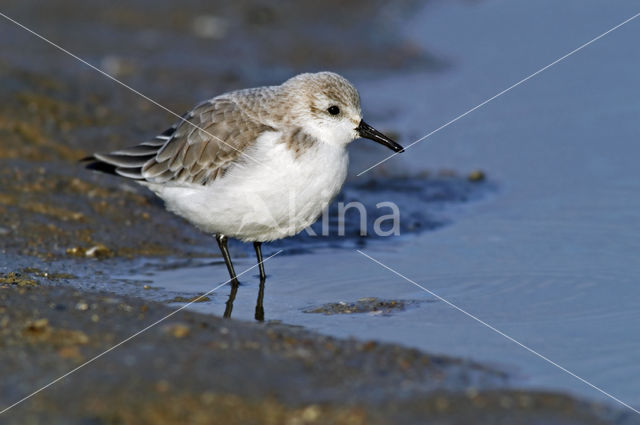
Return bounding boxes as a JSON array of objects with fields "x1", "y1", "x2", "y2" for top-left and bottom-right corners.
[{"x1": 0, "y1": 283, "x2": 622, "y2": 425}]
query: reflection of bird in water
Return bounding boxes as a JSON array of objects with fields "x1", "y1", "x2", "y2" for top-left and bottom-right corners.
[
  {"x1": 223, "y1": 264, "x2": 266, "y2": 322},
  {"x1": 85, "y1": 72, "x2": 403, "y2": 320}
]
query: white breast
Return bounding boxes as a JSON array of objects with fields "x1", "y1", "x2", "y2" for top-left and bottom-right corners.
[{"x1": 149, "y1": 132, "x2": 349, "y2": 242}]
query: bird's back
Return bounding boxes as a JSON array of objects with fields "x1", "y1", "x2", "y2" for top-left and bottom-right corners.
[{"x1": 85, "y1": 85, "x2": 283, "y2": 187}]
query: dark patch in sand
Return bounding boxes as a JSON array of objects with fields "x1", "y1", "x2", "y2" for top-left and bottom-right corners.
[
  {"x1": 305, "y1": 297, "x2": 421, "y2": 315},
  {"x1": 166, "y1": 295, "x2": 212, "y2": 304}
]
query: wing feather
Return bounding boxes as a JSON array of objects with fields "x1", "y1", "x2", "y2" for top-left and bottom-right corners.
[{"x1": 85, "y1": 96, "x2": 276, "y2": 185}]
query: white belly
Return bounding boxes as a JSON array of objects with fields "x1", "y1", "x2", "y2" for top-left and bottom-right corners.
[{"x1": 147, "y1": 132, "x2": 349, "y2": 242}]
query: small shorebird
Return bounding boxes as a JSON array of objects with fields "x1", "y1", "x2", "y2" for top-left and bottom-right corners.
[{"x1": 85, "y1": 72, "x2": 403, "y2": 313}]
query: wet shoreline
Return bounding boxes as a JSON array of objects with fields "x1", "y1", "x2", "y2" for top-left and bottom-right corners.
[{"x1": 0, "y1": 283, "x2": 623, "y2": 425}]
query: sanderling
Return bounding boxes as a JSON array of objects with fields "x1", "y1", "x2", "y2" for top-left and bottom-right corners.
[{"x1": 85, "y1": 71, "x2": 403, "y2": 287}]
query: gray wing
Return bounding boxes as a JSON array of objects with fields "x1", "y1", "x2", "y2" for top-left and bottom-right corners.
[{"x1": 89, "y1": 97, "x2": 275, "y2": 185}]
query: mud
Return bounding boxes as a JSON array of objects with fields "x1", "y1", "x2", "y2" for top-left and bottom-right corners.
[
  {"x1": 304, "y1": 297, "x2": 422, "y2": 315},
  {"x1": 0, "y1": 284, "x2": 625, "y2": 425}
]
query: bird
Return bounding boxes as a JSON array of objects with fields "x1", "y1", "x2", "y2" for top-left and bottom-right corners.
[{"x1": 84, "y1": 71, "x2": 403, "y2": 315}]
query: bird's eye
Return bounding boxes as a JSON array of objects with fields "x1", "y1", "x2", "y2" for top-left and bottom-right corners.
[{"x1": 327, "y1": 106, "x2": 340, "y2": 115}]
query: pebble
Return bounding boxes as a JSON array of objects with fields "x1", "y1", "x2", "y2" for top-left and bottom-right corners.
[
  {"x1": 468, "y1": 170, "x2": 486, "y2": 182},
  {"x1": 26, "y1": 318, "x2": 49, "y2": 332},
  {"x1": 162, "y1": 323, "x2": 191, "y2": 339},
  {"x1": 192, "y1": 15, "x2": 229, "y2": 39},
  {"x1": 75, "y1": 301, "x2": 89, "y2": 311}
]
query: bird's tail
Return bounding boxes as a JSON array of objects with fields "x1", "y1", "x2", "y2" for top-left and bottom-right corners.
[{"x1": 81, "y1": 125, "x2": 176, "y2": 180}]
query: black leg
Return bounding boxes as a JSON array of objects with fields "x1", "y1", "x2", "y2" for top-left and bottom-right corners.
[
  {"x1": 217, "y1": 234, "x2": 239, "y2": 319},
  {"x1": 254, "y1": 275, "x2": 266, "y2": 322},
  {"x1": 253, "y1": 242, "x2": 266, "y2": 280},
  {"x1": 216, "y1": 234, "x2": 239, "y2": 286},
  {"x1": 253, "y1": 242, "x2": 266, "y2": 321}
]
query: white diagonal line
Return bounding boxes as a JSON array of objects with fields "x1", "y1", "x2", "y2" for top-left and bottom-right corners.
[
  {"x1": 0, "y1": 11, "x2": 269, "y2": 169},
  {"x1": 357, "y1": 11, "x2": 640, "y2": 176},
  {"x1": 356, "y1": 250, "x2": 640, "y2": 416},
  {"x1": 0, "y1": 250, "x2": 282, "y2": 416}
]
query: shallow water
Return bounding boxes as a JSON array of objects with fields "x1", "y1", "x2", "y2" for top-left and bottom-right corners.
[{"x1": 116, "y1": 0, "x2": 640, "y2": 412}]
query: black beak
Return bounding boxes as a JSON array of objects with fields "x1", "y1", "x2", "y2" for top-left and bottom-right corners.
[{"x1": 356, "y1": 120, "x2": 404, "y2": 153}]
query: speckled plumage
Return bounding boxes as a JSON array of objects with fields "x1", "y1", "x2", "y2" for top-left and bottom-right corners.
[{"x1": 91, "y1": 72, "x2": 361, "y2": 187}]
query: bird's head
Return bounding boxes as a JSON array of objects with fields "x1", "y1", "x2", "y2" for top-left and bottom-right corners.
[{"x1": 282, "y1": 72, "x2": 404, "y2": 153}]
